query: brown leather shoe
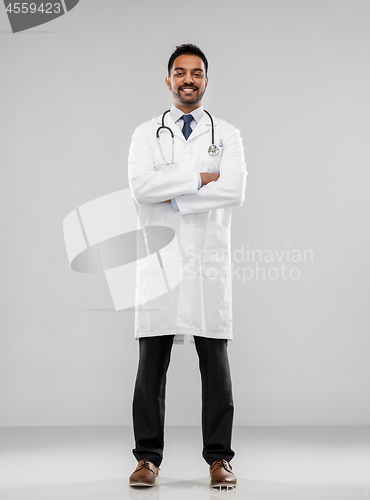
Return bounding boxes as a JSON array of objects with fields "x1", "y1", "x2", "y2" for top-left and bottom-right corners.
[
  {"x1": 209, "y1": 458, "x2": 237, "y2": 488},
  {"x1": 129, "y1": 458, "x2": 159, "y2": 487}
]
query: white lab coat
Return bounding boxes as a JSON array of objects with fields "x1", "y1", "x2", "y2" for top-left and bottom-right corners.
[{"x1": 128, "y1": 111, "x2": 247, "y2": 344}]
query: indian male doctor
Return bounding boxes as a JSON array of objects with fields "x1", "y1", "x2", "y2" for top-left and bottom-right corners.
[{"x1": 127, "y1": 44, "x2": 247, "y2": 488}]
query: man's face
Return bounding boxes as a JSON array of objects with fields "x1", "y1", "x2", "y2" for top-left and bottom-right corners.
[{"x1": 166, "y1": 54, "x2": 208, "y2": 108}]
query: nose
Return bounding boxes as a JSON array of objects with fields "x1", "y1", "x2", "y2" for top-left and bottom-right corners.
[{"x1": 183, "y1": 72, "x2": 194, "y2": 84}]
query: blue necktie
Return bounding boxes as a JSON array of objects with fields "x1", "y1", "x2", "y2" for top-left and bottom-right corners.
[{"x1": 182, "y1": 114, "x2": 194, "y2": 140}]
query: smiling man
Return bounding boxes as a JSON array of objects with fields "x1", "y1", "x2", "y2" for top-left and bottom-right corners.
[
  {"x1": 168, "y1": 54, "x2": 207, "y2": 106},
  {"x1": 127, "y1": 43, "x2": 247, "y2": 489}
]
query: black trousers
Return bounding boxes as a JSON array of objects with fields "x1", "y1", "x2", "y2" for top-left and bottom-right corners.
[{"x1": 132, "y1": 334, "x2": 235, "y2": 467}]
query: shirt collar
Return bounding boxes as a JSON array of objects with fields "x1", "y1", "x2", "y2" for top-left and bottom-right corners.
[{"x1": 170, "y1": 104, "x2": 204, "y2": 125}]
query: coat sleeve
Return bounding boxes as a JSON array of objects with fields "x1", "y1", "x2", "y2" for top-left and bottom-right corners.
[
  {"x1": 174, "y1": 126, "x2": 247, "y2": 215},
  {"x1": 128, "y1": 124, "x2": 199, "y2": 204}
]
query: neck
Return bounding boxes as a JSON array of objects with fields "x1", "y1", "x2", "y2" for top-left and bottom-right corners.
[{"x1": 173, "y1": 102, "x2": 202, "y2": 114}]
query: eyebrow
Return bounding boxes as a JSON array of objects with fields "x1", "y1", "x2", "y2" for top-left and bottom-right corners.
[{"x1": 173, "y1": 67, "x2": 204, "y2": 73}]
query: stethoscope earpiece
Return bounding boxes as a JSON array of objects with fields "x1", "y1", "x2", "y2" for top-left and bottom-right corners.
[{"x1": 156, "y1": 109, "x2": 219, "y2": 165}]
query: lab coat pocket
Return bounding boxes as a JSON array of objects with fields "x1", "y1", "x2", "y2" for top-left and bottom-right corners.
[
  {"x1": 201, "y1": 221, "x2": 231, "y2": 280},
  {"x1": 199, "y1": 149, "x2": 223, "y2": 174},
  {"x1": 201, "y1": 221, "x2": 232, "y2": 334},
  {"x1": 135, "y1": 221, "x2": 172, "y2": 277},
  {"x1": 154, "y1": 161, "x2": 187, "y2": 173},
  {"x1": 154, "y1": 163, "x2": 174, "y2": 173}
]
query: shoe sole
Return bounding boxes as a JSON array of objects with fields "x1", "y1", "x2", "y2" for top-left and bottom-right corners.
[
  {"x1": 210, "y1": 483, "x2": 236, "y2": 488},
  {"x1": 129, "y1": 482, "x2": 156, "y2": 487},
  {"x1": 129, "y1": 477, "x2": 158, "y2": 487}
]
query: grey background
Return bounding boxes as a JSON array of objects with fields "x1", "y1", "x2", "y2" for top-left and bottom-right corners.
[{"x1": 0, "y1": 0, "x2": 369, "y2": 426}]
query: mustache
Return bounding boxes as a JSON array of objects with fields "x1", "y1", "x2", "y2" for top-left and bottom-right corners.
[{"x1": 179, "y1": 85, "x2": 198, "y2": 90}]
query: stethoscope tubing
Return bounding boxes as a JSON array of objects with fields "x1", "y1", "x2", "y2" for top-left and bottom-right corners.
[{"x1": 156, "y1": 109, "x2": 219, "y2": 165}]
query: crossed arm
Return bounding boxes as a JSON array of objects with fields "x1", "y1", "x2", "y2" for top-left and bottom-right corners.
[{"x1": 162, "y1": 172, "x2": 220, "y2": 202}]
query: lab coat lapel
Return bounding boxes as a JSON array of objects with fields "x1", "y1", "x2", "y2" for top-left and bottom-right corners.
[
  {"x1": 187, "y1": 112, "x2": 216, "y2": 143},
  {"x1": 156, "y1": 113, "x2": 186, "y2": 143},
  {"x1": 166, "y1": 113, "x2": 187, "y2": 143}
]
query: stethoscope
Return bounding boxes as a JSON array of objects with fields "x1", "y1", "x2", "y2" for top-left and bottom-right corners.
[{"x1": 156, "y1": 109, "x2": 220, "y2": 165}]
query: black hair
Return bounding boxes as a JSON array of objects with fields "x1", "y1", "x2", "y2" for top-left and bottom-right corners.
[{"x1": 167, "y1": 43, "x2": 208, "y2": 76}]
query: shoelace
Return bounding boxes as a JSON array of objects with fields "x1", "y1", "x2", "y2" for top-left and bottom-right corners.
[
  {"x1": 211, "y1": 458, "x2": 233, "y2": 473},
  {"x1": 136, "y1": 458, "x2": 159, "y2": 474}
]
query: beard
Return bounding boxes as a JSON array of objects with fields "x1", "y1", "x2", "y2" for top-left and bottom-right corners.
[{"x1": 173, "y1": 86, "x2": 206, "y2": 105}]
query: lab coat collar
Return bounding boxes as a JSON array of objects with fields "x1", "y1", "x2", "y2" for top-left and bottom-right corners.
[
  {"x1": 156, "y1": 108, "x2": 217, "y2": 144},
  {"x1": 170, "y1": 104, "x2": 204, "y2": 125}
]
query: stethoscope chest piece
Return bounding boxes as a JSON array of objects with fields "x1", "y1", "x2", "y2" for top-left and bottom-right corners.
[{"x1": 208, "y1": 144, "x2": 219, "y2": 156}]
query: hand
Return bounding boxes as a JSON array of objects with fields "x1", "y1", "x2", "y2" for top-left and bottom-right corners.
[{"x1": 200, "y1": 172, "x2": 220, "y2": 186}]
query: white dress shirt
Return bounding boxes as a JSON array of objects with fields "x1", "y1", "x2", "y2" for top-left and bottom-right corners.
[{"x1": 170, "y1": 104, "x2": 203, "y2": 211}]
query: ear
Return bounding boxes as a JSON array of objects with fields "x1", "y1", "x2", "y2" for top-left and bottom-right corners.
[
  {"x1": 205, "y1": 76, "x2": 209, "y2": 88},
  {"x1": 165, "y1": 76, "x2": 171, "y2": 91}
]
